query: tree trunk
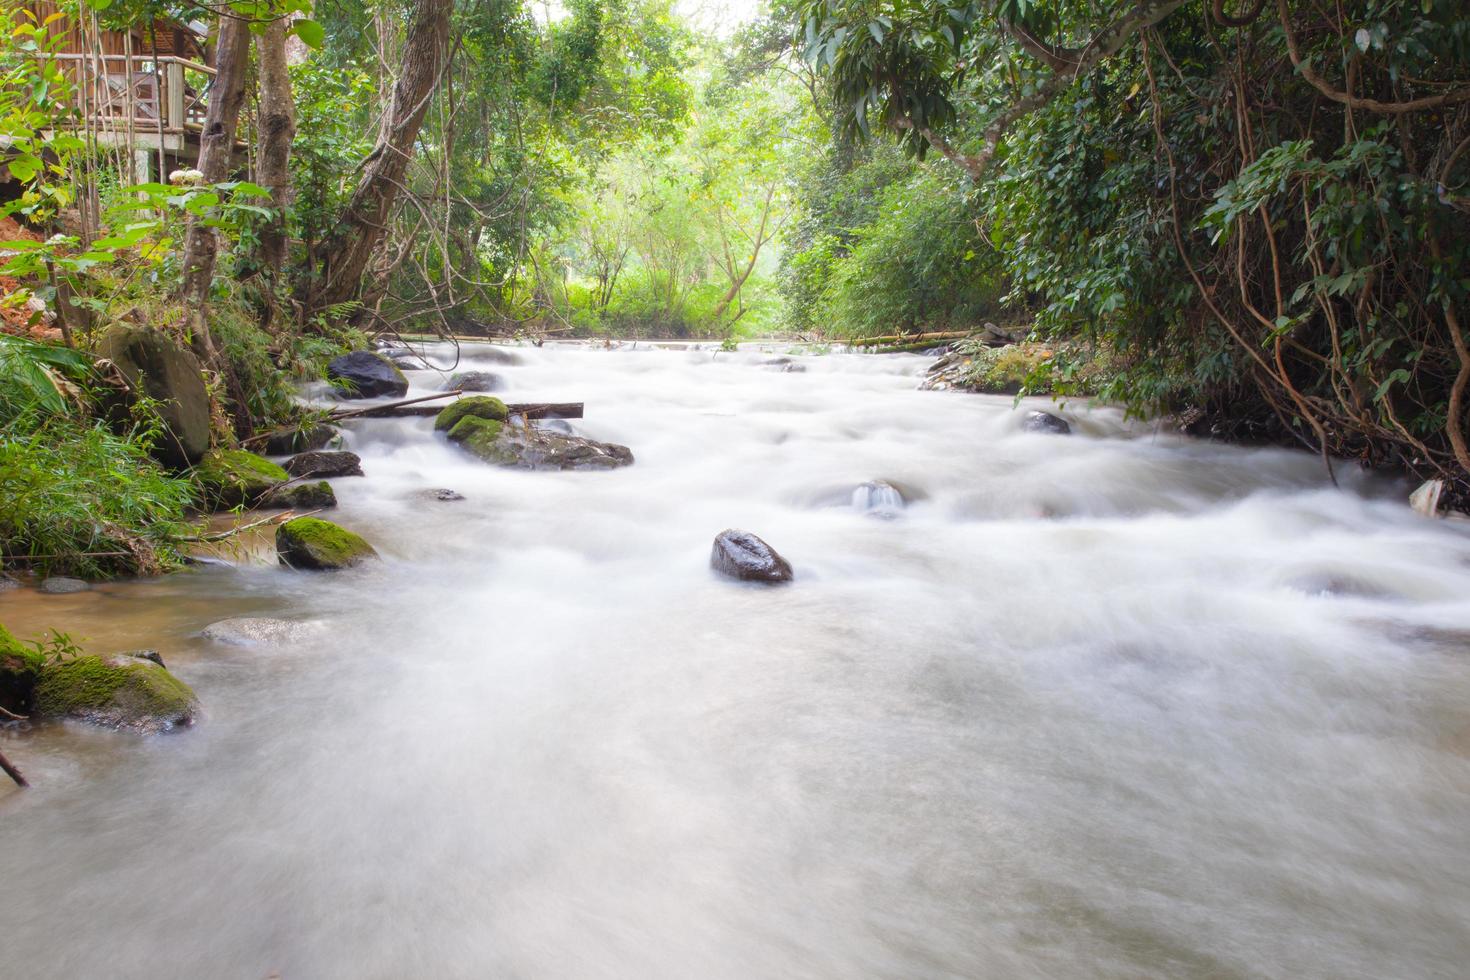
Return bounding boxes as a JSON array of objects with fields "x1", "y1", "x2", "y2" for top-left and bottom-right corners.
[
  {"x1": 299, "y1": 0, "x2": 451, "y2": 318},
  {"x1": 256, "y1": 16, "x2": 296, "y2": 283},
  {"x1": 708, "y1": 185, "x2": 777, "y2": 323},
  {"x1": 177, "y1": 12, "x2": 252, "y2": 364}
]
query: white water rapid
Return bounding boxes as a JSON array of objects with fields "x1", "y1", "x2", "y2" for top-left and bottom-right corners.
[{"x1": 2, "y1": 343, "x2": 1469, "y2": 979}]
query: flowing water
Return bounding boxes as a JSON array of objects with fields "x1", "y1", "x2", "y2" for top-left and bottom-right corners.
[{"x1": 3, "y1": 343, "x2": 1470, "y2": 979}]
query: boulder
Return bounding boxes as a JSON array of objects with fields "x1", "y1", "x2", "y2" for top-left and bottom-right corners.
[
  {"x1": 201, "y1": 617, "x2": 323, "y2": 646},
  {"x1": 446, "y1": 371, "x2": 504, "y2": 393},
  {"x1": 476, "y1": 347, "x2": 524, "y2": 366},
  {"x1": 433, "y1": 396, "x2": 508, "y2": 432},
  {"x1": 263, "y1": 422, "x2": 338, "y2": 456},
  {"x1": 97, "y1": 324, "x2": 212, "y2": 468},
  {"x1": 1022, "y1": 411, "x2": 1071, "y2": 435},
  {"x1": 275, "y1": 517, "x2": 378, "y2": 571},
  {"x1": 710, "y1": 530, "x2": 793, "y2": 584},
  {"x1": 35, "y1": 654, "x2": 197, "y2": 733},
  {"x1": 326, "y1": 351, "x2": 409, "y2": 399},
  {"x1": 263, "y1": 480, "x2": 337, "y2": 510},
  {"x1": 195, "y1": 449, "x2": 289, "y2": 508},
  {"x1": 285, "y1": 450, "x2": 363, "y2": 479},
  {"x1": 38, "y1": 576, "x2": 89, "y2": 594},
  {"x1": 422, "y1": 488, "x2": 465, "y2": 502},
  {"x1": 447, "y1": 416, "x2": 633, "y2": 470},
  {"x1": 0, "y1": 625, "x2": 46, "y2": 717}
]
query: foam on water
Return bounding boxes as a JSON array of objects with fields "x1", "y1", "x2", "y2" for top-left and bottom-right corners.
[{"x1": 2, "y1": 343, "x2": 1469, "y2": 979}]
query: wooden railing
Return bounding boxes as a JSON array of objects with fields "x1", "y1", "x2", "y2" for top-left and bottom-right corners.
[{"x1": 52, "y1": 54, "x2": 215, "y2": 133}]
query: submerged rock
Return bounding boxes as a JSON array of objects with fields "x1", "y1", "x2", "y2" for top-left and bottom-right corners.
[
  {"x1": 448, "y1": 416, "x2": 633, "y2": 470},
  {"x1": 38, "y1": 577, "x2": 89, "y2": 594},
  {"x1": 710, "y1": 529, "x2": 793, "y2": 584},
  {"x1": 263, "y1": 422, "x2": 338, "y2": 456},
  {"x1": 285, "y1": 450, "x2": 363, "y2": 478},
  {"x1": 276, "y1": 517, "x2": 378, "y2": 571},
  {"x1": 327, "y1": 351, "x2": 409, "y2": 399},
  {"x1": 423, "y1": 488, "x2": 466, "y2": 502},
  {"x1": 34, "y1": 654, "x2": 198, "y2": 733},
  {"x1": 96, "y1": 323, "x2": 211, "y2": 468},
  {"x1": 195, "y1": 449, "x2": 289, "y2": 509},
  {"x1": 201, "y1": 617, "x2": 322, "y2": 646},
  {"x1": 263, "y1": 480, "x2": 337, "y2": 510},
  {"x1": 446, "y1": 371, "x2": 504, "y2": 393},
  {"x1": 0, "y1": 625, "x2": 46, "y2": 716},
  {"x1": 433, "y1": 396, "x2": 508, "y2": 432},
  {"x1": 1022, "y1": 411, "x2": 1071, "y2": 435},
  {"x1": 852, "y1": 481, "x2": 905, "y2": 518},
  {"x1": 476, "y1": 347, "x2": 524, "y2": 366}
]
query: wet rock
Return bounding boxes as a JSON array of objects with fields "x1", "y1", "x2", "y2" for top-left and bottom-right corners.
[
  {"x1": 433, "y1": 396, "x2": 508, "y2": 432},
  {"x1": 536, "y1": 418, "x2": 576, "y2": 435},
  {"x1": 852, "y1": 481, "x2": 905, "y2": 518},
  {"x1": 38, "y1": 576, "x2": 89, "y2": 594},
  {"x1": 476, "y1": 347, "x2": 524, "y2": 366},
  {"x1": 710, "y1": 529, "x2": 793, "y2": 584},
  {"x1": 285, "y1": 450, "x2": 363, "y2": 479},
  {"x1": 122, "y1": 649, "x2": 166, "y2": 668},
  {"x1": 34, "y1": 654, "x2": 198, "y2": 733},
  {"x1": 263, "y1": 480, "x2": 337, "y2": 510},
  {"x1": 195, "y1": 449, "x2": 289, "y2": 508},
  {"x1": 326, "y1": 351, "x2": 409, "y2": 399},
  {"x1": 762, "y1": 357, "x2": 807, "y2": 373},
  {"x1": 275, "y1": 517, "x2": 378, "y2": 571},
  {"x1": 446, "y1": 371, "x2": 504, "y2": 393},
  {"x1": 263, "y1": 423, "x2": 338, "y2": 456},
  {"x1": 448, "y1": 416, "x2": 633, "y2": 470},
  {"x1": 97, "y1": 323, "x2": 211, "y2": 468},
  {"x1": 423, "y1": 488, "x2": 466, "y2": 502},
  {"x1": 1022, "y1": 411, "x2": 1071, "y2": 435},
  {"x1": 0, "y1": 625, "x2": 46, "y2": 716},
  {"x1": 0, "y1": 574, "x2": 20, "y2": 592},
  {"x1": 201, "y1": 617, "x2": 323, "y2": 646}
]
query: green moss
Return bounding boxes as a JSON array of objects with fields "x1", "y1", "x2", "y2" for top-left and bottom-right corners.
[
  {"x1": 276, "y1": 516, "x2": 378, "y2": 570},
  {"x1": 264, "y1": 480, "x2": 337, "y2": 509},
  {"x1": 0, "y1": 624, "x2": 47, "y2": 714},
  {"x1": 445, "y1": 414, "x2": 503, "y2": 444},
  {"x1": 34, "y1": 655, "x2": 198, "y2": 732},
  {"x1": 195, "y1": 449, "x2": 288, "y2": 509},
  {"x1": 434, "y1": 396, "x2": 508, "y2": 432}
]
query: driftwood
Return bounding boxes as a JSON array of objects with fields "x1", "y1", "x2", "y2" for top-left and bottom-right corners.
[
  {"x1": 354, "y1": 401, "x2": 585, "y2": 420},
  {"x1": 849, "y1": 330, "x2": 970, "y2": 347},
  {"x1": 0, "y1": 747, "x2": 27, "y2": 788},
  {"x1": 326, "y1": 390, "x2": 463, "y2": 420}
]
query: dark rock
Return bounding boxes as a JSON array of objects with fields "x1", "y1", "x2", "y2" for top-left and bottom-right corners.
[
  {"x1": 326, "y1": 351, "x2": 409, "y2": 399},
  {"x1": 285, "y1": 450, "x2": 363, "y2": 478},
  {"x1": 424, "y1": 488, "x2": 466, "y2": 502},
  {"x1": 263, "y1": 480, "x2": 337, "y2": 510},
  {"x1": 710, "y1": 529, "x2": 793, "y2": 584},
  {"x1": 38, "y1": 577, "x2": 89, "y2": 594},
  {"x1": 276, "y1": 518, "x2": 378, "y2": 570},
  {"x1": 446, "y1": 371, "x2": 504, "y2": 393},
  {"x1": 263, "y1": 423, "x2": 338, "y2": 455},
  {"x1": 35, "y1": 654, "x2": 198, "y2": 733},
  {"x1": 1022, "y1": 411, "x2": 1071, "y2": 435},
  {"x1": 448, "y1": 416, "x2": 633, "y2": 470},
  {"x1": 476, "y1": 347, "x2": 524, "y2": 366},
  {"x1": 0, "y1": 625, "x2": 46, "y2": 716},
  {"x1": 97, "y1": 323, "x2": 212, "y2": 468},
  {"x1": 195, "y1": 449, "x2": 289, "y2": 508}
]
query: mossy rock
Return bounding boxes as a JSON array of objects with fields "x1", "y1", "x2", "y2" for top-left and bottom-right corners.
[
  {"x1": 276, "y1": 517, "x2": 378, "y2": 571},
  {"x1": 195, "y1": 449, "x2": 288, "y2": 509},
  {"x1": 0, "y1": 624, "x2": 47, "y2": 716},
  {"x1": 34, "y1": 654, "x2": 198, "y2": 733},
  {"x1": 97, "y1": 323, "x2": 211, "y2": 468},
  {"x1": 434, "y1": 396, "x2": 508, "y2": 432},
  {"x1": 448, "y1": 417, "x2": 633, "y2": 470},
  {"x1": 263, "y1": 480, "x2": 338, "y2": 510}
]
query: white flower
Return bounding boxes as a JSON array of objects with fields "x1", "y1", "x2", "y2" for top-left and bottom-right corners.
[{"x1": 168, "y1": 168, "x2": 205, "y2": 186}]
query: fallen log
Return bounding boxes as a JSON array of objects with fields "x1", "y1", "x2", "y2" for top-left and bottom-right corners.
[
  {"x1": 326, "y1": 390, "x2": 463, "y2": 420},
  {"x1": 0, "y1": 747, "x2": 28, "y2": 788},
  {"x1": 369, "y1": 401, "x2": 585, "y2": 420},
  {"x1": 849, "y1": 330, "x2": 971, "y2": 347}
]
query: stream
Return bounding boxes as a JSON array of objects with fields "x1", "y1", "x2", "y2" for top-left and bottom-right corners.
[{"x1": 3, "y1": 343, "x2": 1470, "y2": 978}]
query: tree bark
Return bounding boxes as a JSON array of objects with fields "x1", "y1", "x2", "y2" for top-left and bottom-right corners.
[
  {"x1": 177, "y1": 12, "x2": 252, "y2": 364},
  {"x1": 299, "y1": 0, "x2": 452, "y2": 318},
  {"x1": 256, "y1": 16, "x2": 297, "y2": 282}
]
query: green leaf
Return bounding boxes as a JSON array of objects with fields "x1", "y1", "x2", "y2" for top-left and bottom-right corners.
[{"x1": 291, "y1": 18, "x2": 325, "y2": 50}]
